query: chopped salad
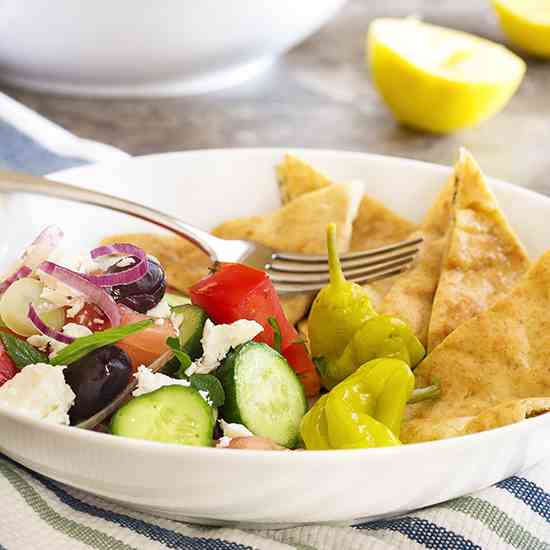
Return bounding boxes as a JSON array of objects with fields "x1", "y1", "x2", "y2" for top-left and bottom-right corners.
[{"x1": 0, "y1": 221, "x2": 437, "y2": 451}]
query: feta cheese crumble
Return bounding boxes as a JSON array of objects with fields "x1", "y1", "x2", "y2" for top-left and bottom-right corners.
[
  {"x1": 0, "y1": 364, "x2": 75, "y2": 425},
  {"x1": 146, "y1": 299, "x2": 171, "y2": 319},
  {"x1": 216, "y1": 419, "x2": 254, "y2": 447},
  {"x1": 132, "y1": 366, "x2": 215, "y2": 406},
  {"x1": 47, "y1": 249, "x2": 101, "y2": 275},
  {"x1": 186, "y1": 319, "x2": 263, "y2": 376},
  {"x1": 170, "y1": 310, "x2": 184, "y2": 335},
  {"x1": 132, "y1": 365, "x2": 191, "y2": 397},
  {"x1": 28, "y1": 323, "x2": 92, "y2": 358}
]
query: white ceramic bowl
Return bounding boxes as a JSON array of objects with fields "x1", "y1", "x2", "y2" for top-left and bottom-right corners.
[
  {"x1": 1, "y1": 149, "x2": 549, "y2": 527},
  {"x1": 0, "y1": 1, "x2": 347, "y2": 97}
]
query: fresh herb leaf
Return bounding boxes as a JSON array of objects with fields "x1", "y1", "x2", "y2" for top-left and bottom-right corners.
[
  {"x1": 268, "y1": 316, "x2": 282, "y2": 353},
  {"x1": 51, "y1": 320, "x2": 153, "y2": 366},
  {"x1": 190, "y1": 373, "x2": 225, "y2": 407},
  {"x1": 159, "y1": 356, "x2": 180, "y2": 377},
  {"x1": 165, "y1": 336, "x2": 193, "y2": 378},
  {"x1": 166, "y1": 337, "x2": 180, "y2": 351},
  {"x1": 0, "y1": 332, "x2": 48, "y2": 369},
  {"x1": 173, "y1": 350, "x2": 192, "y2": 378},
  {"x1": 313, "y1": 356, "x2": 328, "y2": 378}
]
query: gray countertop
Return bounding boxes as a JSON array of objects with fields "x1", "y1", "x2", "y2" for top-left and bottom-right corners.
[{"x1": 2, "y1": 0, "x2": 549, "y2": 193}]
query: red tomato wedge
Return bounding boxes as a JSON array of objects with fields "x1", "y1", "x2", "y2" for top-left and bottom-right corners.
[
  {"x1": 115, "y1": 306, "x2": 176, "y2": 370},
  {"x1": 69, "y1": 303, "x2": 112, "y2": 333},
  {"x1": 190, "y1": 263, "x2": 320, "y2": 396},
  {"x1": 0, "y1": 340, "x2": 17, "y2": 388},
  {"x1": 282, "y1": 341, "x2": 321, "y2": 397},
  {"x1": 190, "y1": 263, "x2": 295, "y2": 347}
]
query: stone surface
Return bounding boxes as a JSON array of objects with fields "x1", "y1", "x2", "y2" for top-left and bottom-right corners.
[{"x1": 1, "y1": 0, "x2": 549, "y2": 192}]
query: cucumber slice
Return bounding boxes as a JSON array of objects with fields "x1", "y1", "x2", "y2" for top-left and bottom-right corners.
[
  {"x1": 165, "y1": 292, "x2": 191, "y2": 307},
  {"x1": 217, "y1": 342, "x2": 307, "y2": 448},
  {"x1": 110, "y1": 385, "x2": 214, "y2": 446},
  {"x1": 173, "y1": 304, "x2": 208, "y2": 360}
]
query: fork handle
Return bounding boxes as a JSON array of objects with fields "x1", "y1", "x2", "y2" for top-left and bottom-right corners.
[{"x1": 0, "y1": 168, "x2": 224, "y2": 262}]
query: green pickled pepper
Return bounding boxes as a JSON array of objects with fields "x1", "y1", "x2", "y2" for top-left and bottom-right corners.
[
  {"x1": 300, "y1": 357, "x2": 415, "y2": 450},
  {"x1": 308, "y1": 224, "x2": 377, "y2": 362},
  {"x1": 322, "y1": 315, "x2": 426, "y2": 388}
]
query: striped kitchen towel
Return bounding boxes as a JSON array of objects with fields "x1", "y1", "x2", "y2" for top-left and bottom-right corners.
[
  {"x1": 0, "y1": 110, "x2": 549, "y2": 550},
  {"x1": 1, "y1": 454, "x2": 549, "y2": 549}
]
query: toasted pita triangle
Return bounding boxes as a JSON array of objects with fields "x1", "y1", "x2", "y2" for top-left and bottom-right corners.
[
  {"x1": 379, "y1": 178, "x2": 455, "y2": 345},
  {"x1": 277, "y1": 154, "x2": 332, "y2": 204},
  {"x1": 427, "y1": 150, "x2": 530, "y2": 351},
  {"x1": 213, "y1": 182, "x2": 362, "y2": 255},
  {"x1": 276, "y1": 155, "x2": 417, "y2": 307},
  {"x1": 277, "y1": 155, "x2": 416, "y2": 249},
  {"x1": 402, "y1": 248, "x2": 550, "y2": 443}
]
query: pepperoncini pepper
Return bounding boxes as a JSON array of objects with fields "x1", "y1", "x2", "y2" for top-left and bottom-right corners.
[
  {"x1": 321, "y1": 315, "x2": 426, "y2": 389},
  {"x1": 300, "y1": 357, "x2": 415, "y2": 450},
  {"x1": 308, "y1": 224, "x2": 377, "y2": 362},
  {"x1": 309, "y1": 224, "x2": 426, "y2": 389}
]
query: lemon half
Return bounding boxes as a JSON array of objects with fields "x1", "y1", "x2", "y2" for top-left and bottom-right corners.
[
  {"x1": 367, "y1": 18, "x2": 526, "y2": 134},
  {"x1": 493, "y1": 0, "x2": 550, "y2": 58}
]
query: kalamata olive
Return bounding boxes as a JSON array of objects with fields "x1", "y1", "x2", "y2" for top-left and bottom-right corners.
[
  {"x1": 108, "y1": 257, "x2": 166, "y2": 313},
  {"x1": 64, "y1": 345, "x2": 132, "y2": 424}
]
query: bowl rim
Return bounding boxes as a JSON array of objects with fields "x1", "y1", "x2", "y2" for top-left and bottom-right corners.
[{"x1": 0, "y1": 147, "x2": 545, "y2": 463}]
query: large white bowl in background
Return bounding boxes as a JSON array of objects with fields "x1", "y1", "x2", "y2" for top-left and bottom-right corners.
[
  {"x1": 0, "y1": 149, "x2": 549, "y2": 526},
  {"x1": 0, "y1": 0, "x2": 347, "y2": 97}
]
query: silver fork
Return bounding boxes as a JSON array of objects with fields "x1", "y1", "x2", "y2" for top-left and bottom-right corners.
[{"x1": 0, "y1": 169, "x2": 422, "y2": 293}]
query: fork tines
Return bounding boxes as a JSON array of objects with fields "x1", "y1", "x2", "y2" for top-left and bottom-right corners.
[{"x1": 268, "y1": 236, "x2": 422, "y2": 294}]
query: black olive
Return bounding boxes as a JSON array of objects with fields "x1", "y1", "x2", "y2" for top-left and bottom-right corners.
[
  {"x1": 64, "y1": 345, "x2": 132, "y2": 424},
  {"x1": 107, "y1": 256, "x2": 166, "y2": 313}
]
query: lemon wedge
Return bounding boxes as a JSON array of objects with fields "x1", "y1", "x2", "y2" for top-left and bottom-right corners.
[
  {"x1": 493, "y1": 0, "x2": 550, "y2": 58},
  {"x1": 367, "y1": 18, "x2": 526, "y2": 133}
]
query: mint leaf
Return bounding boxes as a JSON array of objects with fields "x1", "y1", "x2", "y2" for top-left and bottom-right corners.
[
  {"x1": 268, "y1": 316, "x2": 282, "y2": 353},
  {"x1": 313, "y1": 356, "x2": 328, "y2": 378},
  {"x1": 165, "y1": 336, "x2": 192, "y2": 378},
  {"x1": 0, "y1": 333, "x2": 48, "y2": 369},
  {"x1": 173, "y1": 350, "x2": 192, "y2": 378},
  {"x1": 190, "y1": 373, "x2": 225, "y2": 407},
  {"x1": 50, "y1": 320, "x2": 153, "y2": 366},
  {"x1": 166, "y1": 337, "x2": 180, "y2": 351}
]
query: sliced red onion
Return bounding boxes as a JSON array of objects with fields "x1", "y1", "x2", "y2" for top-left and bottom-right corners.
[
  {"x1": 23, "y1": 225, "x2": 64, "y2": 269},
  {"x1": 28, "y1": 303, "x2": 74, "y2": 344},
  {"x1": 0, "y1": 225, "x2": 64, "y2": 296},
  {"x1": 38, "y1": 261, "x2": 121, "y2": 327},
  {"x1": 0, "y1": 265, "x2": 32, "y2": 295},
  {"x1": 87, "y1": 243, "x2": 148, "y2": 287}
]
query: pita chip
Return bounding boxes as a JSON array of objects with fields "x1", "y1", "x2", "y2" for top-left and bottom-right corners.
[
  {"x1": 276, "y1": 155, "x2": 416, "y2": 250},
  {"x1": 427, "y1": 150, "x2": 530, "y2": 351},
  {"x1": 379, "y1": 178, "x2": 455, "y2": 345},
  {"x1": 214, "y1": 182, "x2": 363, "y2": 255},
  {"x1": 402, "y1": 248, "x2": 550, "y2": 443},
  {"x1": 277, "y1": 154, "x2": 332, "y2": 204},
  {"x1": 276, "y1": 155, "x2": 417, "y2": 307}
]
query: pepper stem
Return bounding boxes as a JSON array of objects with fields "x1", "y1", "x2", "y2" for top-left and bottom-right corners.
[
  {"x1": 408, "y1": 381, "x2": 441, "y2": 404},
  {"x1": 326, "y1": 223, "x2": 345, "y2": 287}
]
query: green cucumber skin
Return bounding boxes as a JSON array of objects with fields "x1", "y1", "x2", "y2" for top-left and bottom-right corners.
[
  {"x1": 173, "y1": 304, "x2": 208, "y2": 360},
  {"x1": 165, "y1": 293, "x2": 191, "y2": 307},
  {"x1": 216, "y1": 345, "x2": 246, "y2": 425},
  {"x1": 217, "y1": 342, "x2": 307, "y2": 449},
  {"x1": 110, "y1": 385, "x2": 214, "y2": 447}
]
